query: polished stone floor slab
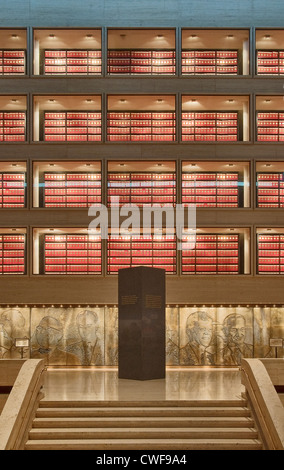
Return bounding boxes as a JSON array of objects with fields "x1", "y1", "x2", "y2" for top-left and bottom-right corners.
[{"x1": 42, "y1": 367, "x2": 244, "y2": 402}]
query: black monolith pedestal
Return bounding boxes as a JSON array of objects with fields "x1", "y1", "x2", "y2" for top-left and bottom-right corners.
[{"x1": 118, "y1": 266, "x2": 165, "y2": 380}]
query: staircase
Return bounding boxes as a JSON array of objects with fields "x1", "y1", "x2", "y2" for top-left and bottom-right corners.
[{"x1": 24, "y1": 399, "x2": 263, "y2": 450}]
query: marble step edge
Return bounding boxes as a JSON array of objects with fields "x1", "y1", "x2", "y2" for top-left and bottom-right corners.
[
  {"x1": 39, "y1": 399, "x2": 247, "y2": 408},
  {"x1": 36, "y1": 407, "x2": 251, "y2": 418},
  {"x1": 32, "y1": 416, "x2": 255, "y2": 428},
  {"x1": 29, "y1": 427, "x2": 259, "y2": 440},
  {"x1": 25, "y1": 438, "x2": 263, "y2": 451}
]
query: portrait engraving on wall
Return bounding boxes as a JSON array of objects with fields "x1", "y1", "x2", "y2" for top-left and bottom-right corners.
[
  {"x1": 66, "y1": 308, "x2": 104, "y2": 366},
  {"x1": 31, "y1": 308, "x2": 81, "y2": 365},
  {"x1": 217, "y1": 307, "x2": 253, "y2": 365},
  {"x1": 179, "y1": 308, "x2": 217, "y2": 366},
  {"x1": 166, "y1": 307, "x2": 179, "y2": 365},
  {"x1": 104, "y1": 306, "x2": 118, "y2": 366},
  {"x1": 0, "y1": 308, "x2": 30, "y2": 359}
]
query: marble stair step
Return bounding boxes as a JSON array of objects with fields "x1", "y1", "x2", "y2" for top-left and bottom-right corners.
[
  {"x1": 29, "y1": 426, "x2": 259, "y2": 440},
  {"x1": 33, "y1": 415, "x2": 255, "y2": 428},
  {"x1": 36, "y1": 406, "x2": 251, "y2": 418},
  {"x1": 25, "y1": 438, "x2": 263, "y2": 451}
]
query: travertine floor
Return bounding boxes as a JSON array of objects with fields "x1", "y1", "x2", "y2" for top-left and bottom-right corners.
[{"x1": 42, "y1": 367, "x2": 245, "y2": 402}]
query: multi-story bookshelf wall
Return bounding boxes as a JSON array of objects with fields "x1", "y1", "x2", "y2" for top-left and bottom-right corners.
[
  {"x1": 107, "y1": 233, "x2": 176, "y2": 274},
  {"x1": 0, "y1": 233, "x2": 26, "y2": 275},
  {"x1": 257, "y1": 233, "x2": 284, "y2": 274},
  {"x1": 43, "y1": 233, "x2": 102, "y2": 275},
  {"x1": 182, "y1": 233, "x2": 241, "y2": 274},
  {"x1": 0, "y1": 22, "x2": 283, "y2": 307}
]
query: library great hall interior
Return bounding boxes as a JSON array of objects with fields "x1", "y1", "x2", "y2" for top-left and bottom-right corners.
[{"x1": 0, "y1": 0, "x2": 284, "y2": 451}]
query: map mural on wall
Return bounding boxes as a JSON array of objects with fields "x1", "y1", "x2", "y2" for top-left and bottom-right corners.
[{"x1": 0, "y1": 305, "x2": 283, "y2": 364}]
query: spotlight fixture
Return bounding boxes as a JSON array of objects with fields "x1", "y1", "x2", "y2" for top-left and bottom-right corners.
[
  {"x1": 190, "y1": 163, "x2": 196, "y2": 167},
  {"x1": 85, "y1": 163, "x2": 92, "y2": 167},
  {"x1": 157, "y1": 163, "x2": 163, "y2": 167},
  {"x1": 190, "y1": 99, "x2": 196, "y2": 102},
  {"x1": 48, "y1": 163, "x2": 55, "y2": 167},
  {"x1": 228, "y1": 163, "x2": 235, "y2": 167},
  {"x1": 11, "y1": 99, "x2": 18, "y2": 103},
  {"x1": 49, "y1": 34, "x2": 55, "y2": 38},
  {"x1": 157, "y1": 34, "x2": 164, "y2": 38},
  {"x1": 265, "y1": 99, "x2": 271, "y2": 103},
  {"x1": 11, "y1": 34, "x2": 19, "y2": 39},
  {"x1": 265, "y1": 163, "x2": 272, "y2": 167},
  {"x1": 48, "y1": 99, "x2": 55, "y2": 103},
  {"x1": 190, "y1": 34, "x2": 197, "y2": 38},
  {"x1": 86, "y1": 34, "x2": 93, "y2": 38},
  {"x1": 119, "y1": 163, "x2": 126, "y2": 167},
  {"x1": 157, "y1": 99, "x2": 164, "y2": 103},
  {"x1": 264, "y1": 34, "x2": 271, "y2": 39},
  {"x1": 86, "y1": 99, "x2": 93, "y2": 103},
  {"x1": 227, "y1": 34, "x2": 234, "y2": 38},
  {"x1": 119, "y1": 99, "x2": 126, "y2": 103},
  {"x1": 120, "y1": 34, "x2": 126, "y2": 38},
  {"x1": 228, "y1": 99, "x2": 235, "y2": 103},
  {"x1": 11, "y1": 163, "x2": 19, "y2": 167}
]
